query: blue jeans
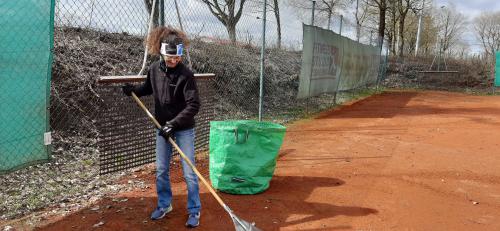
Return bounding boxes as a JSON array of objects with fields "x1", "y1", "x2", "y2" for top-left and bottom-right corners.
[{"x1": 155, "y1": 128, "x2": 201, "y2": 214}]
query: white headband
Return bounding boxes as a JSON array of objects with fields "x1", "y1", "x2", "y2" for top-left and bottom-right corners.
[{"x1": 160, "y1": 43, "x2": 184, "y2": 56}]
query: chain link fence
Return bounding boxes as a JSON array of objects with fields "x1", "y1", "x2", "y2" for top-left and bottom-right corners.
[
  {"x1": 382, "y1": 52, "x2": 497, "y2": 93},
  {"x1": 96, "y1": 75, "x2": 215, "y2": 175},
  {"x1": 1, "y1": 0, "x2": 387, "y2": 221}
]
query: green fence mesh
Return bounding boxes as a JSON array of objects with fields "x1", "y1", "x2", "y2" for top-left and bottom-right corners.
[{"x1": 0, "y1": 0, "x2": 55, "y2": 173}]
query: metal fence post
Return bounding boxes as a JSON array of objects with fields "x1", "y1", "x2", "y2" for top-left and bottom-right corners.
[
  {"x1": 492, "y1": 55, "x2": 497, "y2": 94},
  {"x1": 339, "y1": 15, "x2": 343, "y2": 35},
  {"x1": 415, "y1": 0, "x2": 424, "y2": 57},
  {"x1": 333, "y1": 15, "x2": 345, "y2": 104},
  {"x1": 311, "y1": 1, "x2": 316, "y2": 26},
  {"x1": 258, "y1": 0, "x2": 267, "y2": 121},
  {"x1": 334, "y1": 19, "x2": 345, "y2": 104},
  {"x1": 370, "y1": 31, "x2": 373, "y2": 45},
  {"x1": 306, "y1": 1, "x2": 317, "y2": 115}
]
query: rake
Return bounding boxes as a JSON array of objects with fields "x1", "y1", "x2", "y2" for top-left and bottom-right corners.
[{"x1": 129, "y1": 92, "x2": 262, "y2": 231}]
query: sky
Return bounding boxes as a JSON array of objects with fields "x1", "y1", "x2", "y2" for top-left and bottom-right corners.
[
  {"x1": 280, "y1": 0, "x2": 500, "y2": 54},
  {"x1": 436, "y1": 0, "x2": 500, "y2": 19},
  {"x1": 433, "y1": 0, "x2": 500, "y2": 54},
  {"x1": 55, "y1": 0, "x2": 500, "y2": 54}
]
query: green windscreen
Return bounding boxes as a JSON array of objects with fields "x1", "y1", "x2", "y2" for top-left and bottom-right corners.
[
  {"x1": 298, "y1": 24, "x2": 380, "y2": 98},
  {"x1": 0, "y1": 0, "x2": 55, "y2": 173}
]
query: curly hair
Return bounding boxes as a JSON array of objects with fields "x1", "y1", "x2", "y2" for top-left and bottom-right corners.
[{"x1": 146, "y1": 26, "x2": 190, "y2": 55}]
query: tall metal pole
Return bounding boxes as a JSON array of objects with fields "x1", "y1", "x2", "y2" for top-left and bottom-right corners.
[
  {"x1": 258, "y1": 0, "x2": 268, "y2": 121},
  {"x1": 334, "y1": 15, "x2": 345, "y2": 104},
  {"x1": 415, "y1": 16, "x2": 422, "y2": 56},
  {"x1": 415, "y1": 0, "x2": 424, "y2": 56},
  {"x1": 306, "y1": 0, "x2": 317, "y2": 115},
  {"x1": 311, "y1": 1, "x2": 316, "y2": 26},
  {"x1": 377, "y1": 45, "x2": 389, "y2": 90},
  {"x1": 437, "y1": 38, "x2": 442, "y2": 71},
  {"x1": 492, "y1": 53, "x2": 497, "y2": 94}
]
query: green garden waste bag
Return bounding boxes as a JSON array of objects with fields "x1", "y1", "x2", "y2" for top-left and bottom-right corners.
[{"x1": 209, "y1": 120, "x2": 286, "y2": 194}]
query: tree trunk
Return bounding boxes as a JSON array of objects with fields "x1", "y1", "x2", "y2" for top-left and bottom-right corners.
[
  {"x1": 377, "y1": 1, "x2": 387, "y2": 49},
  {"x1": 398, "y1": 17, "x2": 405, "y2": 57},
  {"x1": 202, "y1": 0, "x2": 247, "y2": 45},
  {"x1": 327, "y1": 11, "x2": 332, "y2": 30},
  {"x1": 388, "y1": 1, "x2": 397, "y2": 55},
  {"x1": 274, "y1": 0, "x2": 281, "y2": 49},
  {"x1": 227, "y1": 23, "x2": 237, "y2": 44},
  {"x1": 391, "y1": 33, "x2": 397, "y2": 55},
  {"x1": 387, "y1": 34, "x2": 393, "y2": 55},
  {"x1": 144, "y1": 0, "x2": 159, "y2": 27}
]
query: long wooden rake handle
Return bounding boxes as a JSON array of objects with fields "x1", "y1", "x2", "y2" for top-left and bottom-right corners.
[{"x1": 131, "y1": 93, "x2": 228, "y2": 209}]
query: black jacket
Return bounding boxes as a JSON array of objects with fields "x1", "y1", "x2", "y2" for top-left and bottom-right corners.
[{"x1": 134, "y1": 61, "x2": 200, "y2": 130}]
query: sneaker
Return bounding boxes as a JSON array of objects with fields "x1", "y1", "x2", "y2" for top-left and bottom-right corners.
[
  {"x1": 150, "y1": 204, "x2": 173, "y2": 220},
  {"x1": 185, "y1": 212, "x2": 200, "y2": 228}
]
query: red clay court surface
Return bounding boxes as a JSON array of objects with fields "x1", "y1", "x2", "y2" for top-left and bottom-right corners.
[{"x1": 33, "y1": 90, "x2": 500, "y2": 230}]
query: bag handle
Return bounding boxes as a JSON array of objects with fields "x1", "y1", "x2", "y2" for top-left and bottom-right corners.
[{"x1": 234, "y1": 128, "x2": 249, "y2": 144}]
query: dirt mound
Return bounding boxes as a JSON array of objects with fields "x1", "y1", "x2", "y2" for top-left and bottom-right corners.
[{"x1": 383, "y1": 57, "x2": 493, "y2": 92}]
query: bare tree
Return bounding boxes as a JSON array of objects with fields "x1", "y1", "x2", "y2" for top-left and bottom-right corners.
[
  {"x1": 353, "y1": 0, "x2": 372, "y2": 41},
  {"x1": 417, "y1": 13, "x2": 438, "y2": 56},
  {"x1": 319, "y1": 0, "x2": 352, "y2": 30},
  {"x1": 365, "y1": 0, "x2": 388, "y2": 47},
  {"x1": 200, "y1": 0, "x2": 248, "y2": 43},
  {"x1": 395, "y1": 0, "x2": 421, "y2": 57},
  {"x1": 474, "y1": 11, "x2": 500, "y2": 58},
  {"x1": 250, "y1": 0, "x2": 282, "y2": 49},
  {"x1": 289, "y1": 0, "x2": 351, "y2": 30},
  {"x1": 385, "y1": 0, "x2": 398, "y2": 55},
  {"x1": 401, "y1": 10, "x2": 420, "y2": 55},
  {"x1": 435, "y1": 4, "x2": 467, "y2": 55},
  {"x1": 452, "y1": 40, "x2": 470, "y2": 59}
]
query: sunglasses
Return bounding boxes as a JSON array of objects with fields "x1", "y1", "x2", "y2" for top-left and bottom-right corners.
[{"x1": 163, "y1": 55, "x2": 181, "y2": 61}]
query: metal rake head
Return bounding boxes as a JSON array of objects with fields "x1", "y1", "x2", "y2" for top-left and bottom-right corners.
[{"x1": 229, "y1": 211, "x2": 263, "y2": 231}]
